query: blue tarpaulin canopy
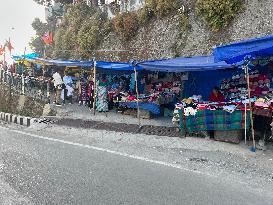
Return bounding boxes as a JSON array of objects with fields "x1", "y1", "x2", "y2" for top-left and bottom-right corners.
[
  {"x1": 13, "y1": 56, "x2": 139, "y2": 71},
  {"x1": 138, "y1": 56, "x2": 233, "y2": 72},
  {"x1": 12, "y1": 53, "x2": 40, "y2": 61},
  {"x1": 95, "y1": 61, "x2": 141, "y2": 71},
  {"x1": 213, "y1": 34, "x2": 273, "y2": 64},
  {"x1": 14, "y1": 56, "x2": 93, "y2": 67},
  {"x1": 44, "y1": 59, "x2": 93, "y2": 67}
]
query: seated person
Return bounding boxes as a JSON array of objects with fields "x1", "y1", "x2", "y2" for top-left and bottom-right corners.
[{"x1": 209, "y1": 87, "x2": 225, "y2": 102}]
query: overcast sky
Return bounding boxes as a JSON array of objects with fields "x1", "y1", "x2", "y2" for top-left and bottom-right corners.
[{"x1": 0, "y1": 0, "x2": 45, "y2": 60}]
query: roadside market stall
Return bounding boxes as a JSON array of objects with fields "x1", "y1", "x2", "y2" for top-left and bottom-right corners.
[
  {"x1": 214, "y1": 34, "x2": 273, "y2": 149},
  {"x1": 94, "y1": 61, "x2": 183, "y2": 118},
  {"x1": 11, "y1": 56, "x2": 94, "y2": 102},
  {"x1": 139, "y1": 55, "x2": 253, "y2": 143}
]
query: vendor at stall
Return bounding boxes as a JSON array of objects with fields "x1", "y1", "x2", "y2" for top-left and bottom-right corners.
[{"x1": 209, "y1": 87, "x2": 225, "y2": 102}]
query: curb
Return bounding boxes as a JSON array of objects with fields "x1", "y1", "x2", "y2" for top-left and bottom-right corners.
[{"x1": 0, "y1": 112, "x2": 37, "y2": 127}]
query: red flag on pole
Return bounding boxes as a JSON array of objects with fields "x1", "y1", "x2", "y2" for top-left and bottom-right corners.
[
  {"x1": 41, "y1": 32, "x2": 53, "y2": 45},
  {"x1": 4, "y1": 38, "x2": 14, "y2": 53},
  {"x1": 0, "y1": 45, "x2": 4, "y2": 56}
]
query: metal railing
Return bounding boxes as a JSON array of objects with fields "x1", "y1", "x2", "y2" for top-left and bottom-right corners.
[{"x1": 0, "y1": 69, "x2": 50, "y2": 102}]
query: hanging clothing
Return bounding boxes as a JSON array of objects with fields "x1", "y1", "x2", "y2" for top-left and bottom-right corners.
[
  {"x1": 88, "y1": 81, "x2": 94, "y2": 98},
  {"x1": 96, "y1": 80, "x2": 108, "y2": 112},
  {"x1": 130, "y1": 73, "x2": 135, "y2": 92},
  {"x1": 88, "y1": 81, "x2": 94, "y2": 108},
  {"x1": 79, "y1": 80, "x2": 88, "y2": 104}
]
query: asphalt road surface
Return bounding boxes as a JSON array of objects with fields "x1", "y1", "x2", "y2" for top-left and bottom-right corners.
[{"x1": 0, "y1": 124, "x2": 272, "y2": 205}]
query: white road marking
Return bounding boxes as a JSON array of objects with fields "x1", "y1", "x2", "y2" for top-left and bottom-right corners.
[
  {"x1": 0, "y1": 125, "x2": 248, "y2": 185},
  {"x1": 0, "y1": 126, "x2": 209, "y2": 174}
]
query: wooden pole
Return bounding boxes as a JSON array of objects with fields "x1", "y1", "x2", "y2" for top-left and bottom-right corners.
[
  {"x1": 93, "y1": 60, "x2": 97, "y2": 115},
  {"x1": 244, "y1": 102, "x2": 247, "y2": 145},
  {"x1": 134, "y1": 65, "x2": 141, "y2": 127},
  {"x1": 245, "y1": 65, "x2": 256, "y2": 150}
]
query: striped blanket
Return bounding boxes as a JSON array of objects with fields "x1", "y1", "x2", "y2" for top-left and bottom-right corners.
[{"x1": 175, "y1": 109, "x2": 250, "y2": 133}]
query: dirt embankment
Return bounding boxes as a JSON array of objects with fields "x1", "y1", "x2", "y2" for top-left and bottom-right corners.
[{"x1": 0, "y1": 85, "x2": 45, "y2": 118}]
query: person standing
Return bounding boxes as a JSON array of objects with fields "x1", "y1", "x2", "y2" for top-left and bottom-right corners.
[
  {"x1": 63, "y1": 71, "x2": 74, "y2": 104},
  {"x1": 52, "y1": 70, "x2": 63, "y2": 106},
  {"x1": 88, "y1": 74, "x2": 94, "y2": 109}
]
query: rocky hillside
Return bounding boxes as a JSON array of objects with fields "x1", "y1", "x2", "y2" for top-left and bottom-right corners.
[
  {"x1": 31, "y1": 0, "x2": 273, "y2": 62},
  {"x1": 98, "y1": 0, "x2": 273, "y2": 61}
]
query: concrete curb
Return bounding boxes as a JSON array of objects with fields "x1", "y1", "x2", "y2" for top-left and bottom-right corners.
[{"x1": 0, "y1": 112, "x2": 37, "y2": 127}]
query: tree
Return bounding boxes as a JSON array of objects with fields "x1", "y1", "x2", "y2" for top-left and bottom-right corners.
[
  {"x1": 29, "y1": 36, "x2": 45, "y2": 55},
  {"x1": 32, "y1": 18, "x2": 48, "y2": 36}
]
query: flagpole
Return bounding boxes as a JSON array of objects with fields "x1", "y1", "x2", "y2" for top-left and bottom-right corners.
[{"x1": 8, "y1": 37, "x2": 13, "y2": 56}]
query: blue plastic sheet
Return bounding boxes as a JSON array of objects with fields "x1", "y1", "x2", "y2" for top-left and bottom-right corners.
[
  {"x1": 183, "y1": 69, "x2": 234, "y2": 100},
  {"x1": 138, "y1": 56, "x2": 233, "y2": 72},
  {"x1": 119, "y1": 102, "x2": 160, "y2": 115},
  {"x1": 214, "y1": 34, "x2": 273, "y2": 64}
]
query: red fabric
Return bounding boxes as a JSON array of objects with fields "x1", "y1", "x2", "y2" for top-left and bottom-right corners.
[
  {"x1": 209, "y1": 92, "x2": 225, "y2": 102},
  {"x1": 42, "y1": 32, "x2": 53, "y2": 45},
  {"x1": 0, "y1": 46, "x2": 4, "y2": 56},
  {"x1": 4, "y1": 38, "x2": 14, "y2": 53},
  {"x1": 88, "y1": 81, "x2": 94, "y2": 97}
]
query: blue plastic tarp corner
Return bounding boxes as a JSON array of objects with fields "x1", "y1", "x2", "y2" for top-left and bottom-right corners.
[
  {"x1": 12, "y1": 53, "x2": 40, "y2": 61},
  {"x1": 137, "y1": 55, "x2": 233, "y2": 72},
  {"x1": 95, "y1": 61, "x2": 141, "y2": 71},
  {"x1": 213, "y1": 34, "x2": 273, "y2": 64},
  {"x1": 119, "y1": 102, "x2": 160, "y2": 114}
]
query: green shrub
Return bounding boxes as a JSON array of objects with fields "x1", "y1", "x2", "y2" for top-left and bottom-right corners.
[
  {"x1": 156, "y1": 0, "x2": 179, "y2": 17},
  {"x1": 178, "y1": 8, "x2": 189, "y2": 33},
  {"x1": 145, "y1": 0, "x2": 157, "y2": 11},
  {"x1": 77, "y1": 21, "x2": 100, "y2": 52},
  {"x1": 113, "y1": 12, "x2": 139, "y2": 41},
  {"x1": 52, "y1": 4, "x2": 108, "y2": 59},
  {"x1": 138, "y1": 6, "x2": 154, "y2": 25},
  {"x1": 113, "y1": 14, "x2": 124, "y2": 35},
  {"x1": 196, "y1": 0, "x2": 244, "y2": 32},
  {"x1": 144, "y1": 0, "x2": 179, "y2": 17}
]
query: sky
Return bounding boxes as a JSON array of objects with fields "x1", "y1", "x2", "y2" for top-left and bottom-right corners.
[{"x1": 0, "y1": 0, "x2": 45, "y2": 62}]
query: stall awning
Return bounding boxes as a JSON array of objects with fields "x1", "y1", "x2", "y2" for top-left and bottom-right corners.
[
  {"x1": 12, "y1": 53, "x2": 40, "y2": 61},
  {"x1": 17, "y1": 57, "x2": 94, "y2": 67},
  {"x1": 95, "y1": 61, "x2": 141, "y2": 71},
  {"x1": 44, "y1": 59, "x2": 93, "y2": 67},
  {"x1": 213, "y1": 34, "x2": 273, "y2": 64},
  {"x1": 137, "y1": 56, "x2": 233, "y2": 72}
]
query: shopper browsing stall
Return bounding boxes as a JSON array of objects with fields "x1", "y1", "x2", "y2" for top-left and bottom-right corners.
[{"x1": 52, "y1": 70, "x2": 63, "y2": 106}]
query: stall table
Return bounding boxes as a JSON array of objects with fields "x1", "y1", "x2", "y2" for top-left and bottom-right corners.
[
  {"x1": 118, "y1": 101, "x2": 161, "y2": 115},
  {"x1": 176, "y1": 109, "x2": 250, "y2": 143}
]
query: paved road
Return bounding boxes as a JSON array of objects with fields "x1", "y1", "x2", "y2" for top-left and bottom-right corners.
[{"x1": 0, "y1": 125, "x2": 272, "y2": 205}]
